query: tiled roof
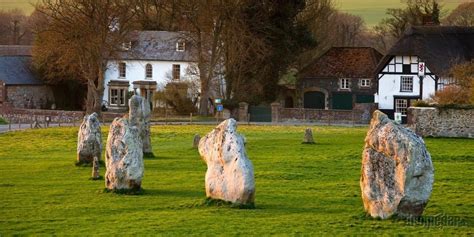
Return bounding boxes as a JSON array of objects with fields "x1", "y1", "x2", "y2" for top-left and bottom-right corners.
[
  {"x1": 116, "y1": 31, "x2": 194, "y2": 62},
  {"x1": 299, "y1": 47, "x2": 383, "y2": 79},
  {"x1": 375, "y1": 26, "x2": 474, "y2": 76},
  {"x1": 0, "y1": 56, "x2": 43, "y2": 85}
]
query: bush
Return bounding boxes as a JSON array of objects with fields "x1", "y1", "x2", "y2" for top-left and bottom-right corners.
[
  {"x1": 154, "y1": 82, "x2": 196, "y2": 115},
  {"x1": 431, "y1": 61, "x2": 474, "y2": 105},
  {"x1": 431, "y1": 85, "x2": 471, "y2": 105},
  {"x1": 0, "y1": 117, "x2": 8, "y2": 125},
  {"x1": 411, "y1": 100, "x2": 432, "y2": 107}
]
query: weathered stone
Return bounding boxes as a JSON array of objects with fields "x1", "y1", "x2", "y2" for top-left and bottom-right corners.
[
  {"x1": 192, "y1": 134, "x2": 201, "y2": 148},
  {"x1": 361, "y1": 110, "x2": 434, "y2": 219},
  {"x1": 91, "y1": 156, "x2": 100, "y2": 180},
  {"x1": 77, "y1": 112, "x2": 101, "y2": 164},
  {"x1": 198, "y1": 118, "x2": 255, "y2": 205},
  {"x1": 302, "y1": 128, "x2": 315, "y2": 144},
  {"x1": 408, "y1": 107, "x2": 474, "y2": 138},
  {"x1": 129, "y1": 95, "x2": 152, "y2": 155},
  {"x1": 105, "y1": 117, "x2": 144, "y2": 191}
]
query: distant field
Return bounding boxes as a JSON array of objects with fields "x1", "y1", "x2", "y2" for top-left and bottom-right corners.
[{"x1": 0, "y1": 0, "x2": 468, "y2": 26}]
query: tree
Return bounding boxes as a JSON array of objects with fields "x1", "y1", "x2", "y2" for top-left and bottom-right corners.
[
  {"x1": 374, "y1": 0, "x2": 445, "y2": 50},
  {"x1": 443, "y1": 2, "x2": 474, "y2": 26},
  {"x1": 32, "y1": 0, "x2": 137, "y2": 114},
  {"x1": 0, "y1": 9, "x2": 33, "y2": 45},
  {"x1": 431, "y1": 62, "x2": 474, "y2": 105}
]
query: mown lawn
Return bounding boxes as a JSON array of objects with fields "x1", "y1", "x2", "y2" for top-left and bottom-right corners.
[{"x1": 0, "y1": 125, "x2": 472, "y2": 235}]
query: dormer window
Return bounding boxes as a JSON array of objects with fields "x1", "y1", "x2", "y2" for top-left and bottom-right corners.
[
  {"x1": 121, "y1": 41, "x2": 132, "y2": 51},
  {"x1": 176, "y1": 40, "x2": 185, "y2": 52}
]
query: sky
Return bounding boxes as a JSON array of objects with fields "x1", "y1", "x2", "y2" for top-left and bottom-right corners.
[{"x1": 0, "y1": 0, "x2": 470, "y2": 27}]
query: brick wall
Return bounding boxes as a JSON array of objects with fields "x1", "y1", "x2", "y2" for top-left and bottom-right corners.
[{"x1": 407, "y1": 107, "x2": 474, "y2": 138}]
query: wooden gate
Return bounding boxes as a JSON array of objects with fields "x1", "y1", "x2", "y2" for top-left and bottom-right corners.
[{"x1": 249, "y1": 105, "x2": 271, "y2": 122}]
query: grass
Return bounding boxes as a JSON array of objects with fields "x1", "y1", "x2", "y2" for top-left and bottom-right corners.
[{"x1": 0, "y1": 125, "x2": 472, "y2": 235}]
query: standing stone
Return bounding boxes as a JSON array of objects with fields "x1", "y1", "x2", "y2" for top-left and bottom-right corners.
[
  {"x1": 198, "y1": 118, "x2": 255, "y2": 205},
  {"x1": 302, "y1": 128, "x2": 315, "y2": 144},
  {"x1": 129, "y1": 95, "x2": 152, "y2": 155},
  {"x1": 77, "y1": 112, "x2": 101, "y2": 165},
  {"x1": 105, "y1": 117, "x2": 144, "y2": 191},
  {"x1": 361, "y1": 110, "x2": 434, "y2": 219},
  {"x1": 91, "y1": 156, "x2": 100, "y2": 180},
  {"x1": 192, "y1": 134, "x2": 201, "y2": 148}
]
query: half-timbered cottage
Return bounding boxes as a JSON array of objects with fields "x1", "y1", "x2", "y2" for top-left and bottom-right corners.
[{"x1": 375, "y1": 26, "x2": 474, "y2": 123}]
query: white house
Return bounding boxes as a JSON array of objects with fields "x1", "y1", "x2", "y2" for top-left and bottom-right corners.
[
  {"x1": 375, "y1": 26, "x2": 474, "y2": 123},
  {"x1": 104, "y1": 31, "x2": 196, "y2": 110}
]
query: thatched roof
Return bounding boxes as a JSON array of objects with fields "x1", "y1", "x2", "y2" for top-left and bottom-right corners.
[{"x1": 375, "y1": 26, "x2": 474, "y2": 76}]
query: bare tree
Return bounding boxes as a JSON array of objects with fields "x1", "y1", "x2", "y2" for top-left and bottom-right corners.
[
  {"x1": 0, "y1": 9, "x2": 33, "y2": 45},
  {"x1": 443, "y1": 2, "x2": 474, "y2": 26},
  {"x1": 32, "y1": 0, "x2": 137, "y2": 114}
]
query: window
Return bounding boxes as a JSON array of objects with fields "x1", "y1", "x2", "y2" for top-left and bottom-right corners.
[
  {"x1": 145, "y1": 64, "x2": 153, "y2": 79},
  {"x1": 119, "y1": 62, "x2": 126, "y2": 78},
  {"x1": 339, "y1": 78, "x2": 350, "y2": 90},
  {"x1": 172, "y1": 64, "x2": 181, "y2": 80},
  {"x1": 402, "y1": 65, "x2": 411, "y2": 73},
  {"x1": 400, "y1": 76, "x2": 413, "y2": 92},
  {"x1": 395, "y1": 99, "x2": 408, "y2": 116},
  {"x1": 110, "y1": 88, "x2": 126, "y2": 106},
  {"x1": 360, "y1": 79, "x2": 371, "y2": 87},
  {"x1": 176, "y1": 40, "x2": 185, "y2": 51}
]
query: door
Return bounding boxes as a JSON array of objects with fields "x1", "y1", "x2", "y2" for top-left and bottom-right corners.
[
  {"x1": 332, "y1": 93, "x2": 353, "y2": 110},
  {"x1": 304, "y1": 91, "x2": 325, "y2": 109}
]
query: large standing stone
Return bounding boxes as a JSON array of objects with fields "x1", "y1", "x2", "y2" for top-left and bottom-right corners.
[
  {"x1": 77, "y1": 112, "x2": 101, "y2": 165},
  {"x1": 129, "y1": 95, "x2": 152, "y2": 155},
  {"x1": 105, "y1": 117, "x2": 144, "y2": 191},
  {"x1": 198, "y1": 118, "x2": 255, "y2": 205},
  {"x1": 361, "y1": 110, "x2": 434, "y2": 219}
]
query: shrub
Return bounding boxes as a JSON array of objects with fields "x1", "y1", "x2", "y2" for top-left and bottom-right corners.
[
  {"x1": 154, "y1": 82, "x2": 196, "y2": 115},
  {"x1": 0, "y1": 117, "x2": 8, "y2": 125},
  {"x1": 431, "y1": 61, "x2": 474, "y2": 105},
  {"x1": 411, "y1": 100, "x2": 432, "y2": 107}
]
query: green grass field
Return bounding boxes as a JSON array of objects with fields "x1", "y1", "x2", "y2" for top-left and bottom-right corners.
[
  {"x1": 0, "y1": 0, "x2": 465, "y2": 27},
  {"x1": 0, "y1": 125, "x2": 472, "y2": 235}
]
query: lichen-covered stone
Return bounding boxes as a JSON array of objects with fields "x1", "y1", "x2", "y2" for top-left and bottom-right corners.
[
  {"x1": 193, "y1": 134, "x2": 201, "y2": 148},
  {"x1": 198, "y1": 118, "x2": 255, "y2": 205},
  {"x1": 105, "y1": 117, "x2": 144, "y2": 191},
  {"x1": 77, "y1": 112, "x2": 101, "y2": 164},
  {"x1": 302, "y1": 128, "x2": 315, "y2": 144},
  {"x1": 129, "y1": 95, "x2": 152, "y2": 155},
  {"x1": 361, "y1": 110, "x2": 434, "y2": 219}
]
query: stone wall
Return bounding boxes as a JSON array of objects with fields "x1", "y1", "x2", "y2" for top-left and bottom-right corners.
[
  {"x1": 407, "y1": 107, "x2": 474, "y2": 138},
  {"x1": 6, "y1": 85, "x2": 55, "y2": 109}
]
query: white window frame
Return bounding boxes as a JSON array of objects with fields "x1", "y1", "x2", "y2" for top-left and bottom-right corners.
[
  {"x1": 395, "y1": 99, "x2": 408, "y2": 116},
  {"x1": 400, "y1": 76, "x2": 413, "y2": 92},
  {"x1": 359, "y1": 79, "x2": 371, "y2": 88},
  {"x1": 118, "y1": 62, "x2": 126, "y2": 78},
  {"x1": 172, "y1": 64, "x2": 181, "y2": 80},
  {"x1": 176, "y1": 40, "x2": 185, "y2": 52},
  {"x1": 110, "y1": 88, "x2": 127, "y2": 106},
  {"x1": 339, "y1": 78, "x2": 350, "y2": 90},
  {"x1": 145, "y1": 64, "x2": 153, "y2": 79}
]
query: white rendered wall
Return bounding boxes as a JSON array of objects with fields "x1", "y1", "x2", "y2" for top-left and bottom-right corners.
[
  {"x1": 378, "y1": 55, "x2": 436, "y2": 110},
  {"x1": 103, "y1": 60, "x2": 195, "y2": 103}
]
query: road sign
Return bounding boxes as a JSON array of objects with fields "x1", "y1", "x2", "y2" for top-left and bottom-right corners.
[
  {"x1": 214, "y1": 98, "x2": 222, "y2": 104},
  {"x1": 216, "y1": 104, "x2": 223, "y2": 112}
]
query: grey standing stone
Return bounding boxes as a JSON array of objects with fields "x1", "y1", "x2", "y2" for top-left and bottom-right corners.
[
  {"x1": 91, "y1": 156, "x2": 100, "y2": 180},
  {"x1": 198, "y1": 118, "x2": 255, "y2": 205},
  {"x1": 302, "y1": 128, "x2": 315, "y2": 144},
  {"x1": 193, "y1": 134, "x2": 201, "y2": 148},
  {"x1": 105, "y1": 117, "x2": 144, "y2": 191},
  {"x1": 77, "y1": 112, "x2": 101, "y2": 165},
  {"x1": 360, "y1": 110, "x2": 434, "y2": 219},
  {"x1": 129, "y1": 95, "x2": 152, "y2": 155}
]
